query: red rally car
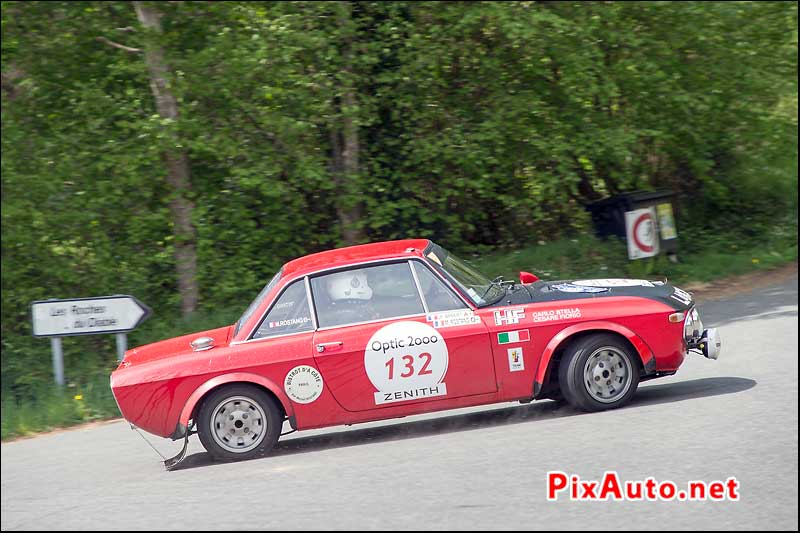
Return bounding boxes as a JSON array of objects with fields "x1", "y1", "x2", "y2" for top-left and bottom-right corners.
[{"x1": 111, "y1": 239, "x2": 721, "y2": 463}]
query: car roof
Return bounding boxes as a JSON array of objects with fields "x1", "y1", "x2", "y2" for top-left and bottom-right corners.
[{"x1": 282, "y1": 239, "x2": 431, "y2": 278}]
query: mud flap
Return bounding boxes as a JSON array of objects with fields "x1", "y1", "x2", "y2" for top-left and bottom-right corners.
[
  {"x1": 163, "y1": 429, "x2": 190, "y2": 471},
  {"x1": 131, "y1": 423, "x2": 193, "y2": 471}
]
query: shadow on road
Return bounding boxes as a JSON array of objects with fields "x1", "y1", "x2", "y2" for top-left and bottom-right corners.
[{"x1": 170, "y1": 376, "x2": 756, "y2": 471}]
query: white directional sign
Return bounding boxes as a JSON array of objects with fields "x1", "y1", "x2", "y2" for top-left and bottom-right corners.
[
  {"x1": 31, "y1": 295, "x2": 151, "y2": 337},
  {"x1": 625, "y1": 207, "x2": 660, "y2": 260}
]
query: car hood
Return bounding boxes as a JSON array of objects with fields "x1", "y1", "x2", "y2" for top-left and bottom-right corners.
[
  {"x1": 495, "y1": 278, "x2": 694, "y2": 311},
  {"x1": 121, "y1": 325, "x2": 234, "y2": 366}
]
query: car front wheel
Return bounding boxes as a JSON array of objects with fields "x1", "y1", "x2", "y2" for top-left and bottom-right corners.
[
  {"x1": 197, "y1": 384, "x2": 283, "y2": 461},
  {"x1": 558, "y1": 334, "x2": 640, "y2": 412}
]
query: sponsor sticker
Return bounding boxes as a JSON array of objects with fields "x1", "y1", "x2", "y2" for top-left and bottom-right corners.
[
  {"x1": 531, "y1": 307, "x2": 582, "y2": 323},
  {"x1": 573, "y1": 279, "x2": 655, "y2": 288},
  {"x1": 269, "y1": 317, "x2": 311, "y2": 328},
  {"x1": 551, "y1": 283, "x2": 608, "y2": 294},
  {"x1": 508, "y1": 347, "x2": 525, "y2": 372},
  {"x1": 284, "y1": 365, "x2": 324, "y2": 404},
  {"x1": 494, "y1": 307, "x2": 525, "y2": 326},
  {"x1": 671, "y1": 287, "x2": 693, "y2": 306},
  {"x1": 365, "y1": 321, "x2": 449, "y2": 405},
  {"x1": 497, "y1": 329, "x2": 530, "y2": 344},
  {"x1": 426, "y1": 309, "x2": 481, "y2": 329}
]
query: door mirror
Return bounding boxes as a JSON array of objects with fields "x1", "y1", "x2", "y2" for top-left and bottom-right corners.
[{"x1": 519, "y1": 271, "x2": 539, "y2": 284}]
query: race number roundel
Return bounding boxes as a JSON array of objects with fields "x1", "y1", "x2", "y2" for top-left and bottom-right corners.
[
  {"x1": 284, "y1": 365, "x2": 324, "y2": 404},
  {"x1": 365, "y1": 321, "x2": 449, "y2": 405}
]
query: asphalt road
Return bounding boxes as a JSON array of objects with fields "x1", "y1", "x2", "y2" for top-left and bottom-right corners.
[{"x1": 2, "y1": 276, "x2": 797, "y2": 531}]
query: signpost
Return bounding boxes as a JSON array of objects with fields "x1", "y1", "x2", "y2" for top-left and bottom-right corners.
[
  {"x1": 31, "y1": 295, "x2": 151, "y2": 385},
  {"x1": 586, "y1": 190, "x2": 680, "y2": 262},
  {"x1": 625, "y1": 207, "x2": 660, "y2": 260}
]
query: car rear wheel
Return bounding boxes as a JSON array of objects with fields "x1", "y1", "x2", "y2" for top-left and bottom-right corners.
[
  {"x1": 558, "y1": 334, "x2": 640, "y2": 412},
  {"x1": 197, "y1": 384, "x2": 283, "y2": 461}
]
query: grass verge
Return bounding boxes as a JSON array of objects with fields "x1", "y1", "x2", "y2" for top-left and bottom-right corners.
[{"x1": 1, "y1": 373, "x2": 120, "y2": 440}]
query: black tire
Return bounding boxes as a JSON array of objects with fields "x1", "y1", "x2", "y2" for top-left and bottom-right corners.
[
  {"x1": 558, "y1": 334, "x2": 640, "y2": 412},
  {"x1": 197, "y1": 384, "x2": 283, "y2": 461}
]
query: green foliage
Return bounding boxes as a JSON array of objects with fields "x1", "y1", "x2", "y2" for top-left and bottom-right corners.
[
  {"x1": 1, "y1": 372, "x2": 119, "y2": 440},
  {"x1": 1, "y1": 0, "x2": 797, "y2": 427},
  {"x1": 475, "y1": 215, "x2": 798, "y2": 285}
]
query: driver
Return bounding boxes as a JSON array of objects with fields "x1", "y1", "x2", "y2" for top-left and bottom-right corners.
[{"x1": 326, "y1": 269, "x2": 378, "y2": 324}]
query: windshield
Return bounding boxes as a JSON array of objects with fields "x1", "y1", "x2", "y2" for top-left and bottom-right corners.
[
  {"x1": 425, "y1": 243, "x2": 505, "y2": 306},
  {"x1": 234, "y1": 269, "x2": 282, "y2": 336}
]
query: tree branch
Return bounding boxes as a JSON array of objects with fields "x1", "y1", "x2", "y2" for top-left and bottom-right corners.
[{"x1": 96, "y1": 36, "x2": 141, "y2": 53}]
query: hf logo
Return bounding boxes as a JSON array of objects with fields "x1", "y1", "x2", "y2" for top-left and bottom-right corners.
[{"x1": 494, "y1": 307, "x2": 525, "y2": 326}]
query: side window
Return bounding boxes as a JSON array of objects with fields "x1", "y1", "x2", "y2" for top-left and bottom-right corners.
[
  {"x1": 311, "y1": 263, "x2": 425, "y2": 328},
  {"x1": 252, "y1": 280, "x2": 313, "y2": 339},
  {"x1": 412, "y1": 262, "x2": 468, "y2": 312}
]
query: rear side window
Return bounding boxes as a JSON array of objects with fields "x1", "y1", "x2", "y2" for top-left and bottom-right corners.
[
  {"x1": 252, "y1": 280, "x2": 313, "y2": 339},
  {"x1": 311, "y1": 262, "x2": 425, "y2": 328}
]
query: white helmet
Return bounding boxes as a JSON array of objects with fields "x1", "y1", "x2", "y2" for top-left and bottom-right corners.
[{"x1": 327, "y1": 270, "x2": 373, "y2": 302}]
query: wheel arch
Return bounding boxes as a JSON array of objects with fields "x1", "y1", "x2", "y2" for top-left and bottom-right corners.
[
  {"x1": 173, "y1": 373, "x2": 295, "y2": 439},
  {"x1": 533, "y1": 321, "x2": 655, "y2": 398}
]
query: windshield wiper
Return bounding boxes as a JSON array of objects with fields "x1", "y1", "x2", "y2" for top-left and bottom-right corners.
[{"x1": 478, "y1": 276, "x2": 514, "y2": 303}]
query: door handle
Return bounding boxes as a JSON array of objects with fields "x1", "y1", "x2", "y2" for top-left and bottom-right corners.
[{"x1": 316, "y1": 341, "x2": 343, "y2": 353}]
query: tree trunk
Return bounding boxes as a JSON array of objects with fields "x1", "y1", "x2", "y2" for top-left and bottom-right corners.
[
  {"x1": 134, "y1": 1, "x2": 198, "y2": 316},
  {"x1": 1, "y1": 66, "x2": 24, "y2": 102},
  {"x1": 332, "y1": 1, "x2": 365, "y2": 245}
]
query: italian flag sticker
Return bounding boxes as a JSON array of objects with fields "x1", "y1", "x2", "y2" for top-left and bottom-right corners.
[{"x1": 497, "y1": 329, "x2": 530, "y2": 344}]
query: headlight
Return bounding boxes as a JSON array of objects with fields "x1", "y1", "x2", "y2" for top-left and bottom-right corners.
[{"x1": 684, "y1": 307, "x2": 704, "y2": 341}]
